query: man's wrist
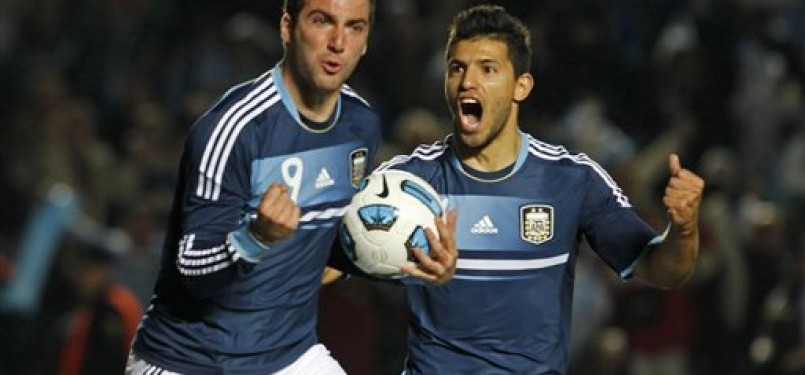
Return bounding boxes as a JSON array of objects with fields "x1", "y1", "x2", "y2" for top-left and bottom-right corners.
[
  {"x1": 228, "y1": 219, "x2": 273, "y2": 263},
  {"x1": 248, "y1": 220, "x2": 274, "y2": 246},
  {"x1": 676, "y1": 218, "x2": 698, "y2": 238}
]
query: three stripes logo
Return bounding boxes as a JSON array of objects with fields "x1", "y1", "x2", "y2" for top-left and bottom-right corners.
[
  {"x1": 470, "y1": 215, "x2": 499, "y2": 234},
  {"x1": 315, "y1": 168, "x2": 335, "y2": 189}
]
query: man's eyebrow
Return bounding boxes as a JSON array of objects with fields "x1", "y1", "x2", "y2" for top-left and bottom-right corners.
[
  {"x1": 476, "y1": 58, "x2": 501, "y2": 65},
  {"x1": 306, "y1": 9, "x2": 334, "y2": 21},
  {"x1": 306, "y1": 9, "x2": 369, "y2": 26},
  {"x1": 346, "y1": 18, "x2": 369, "y2": 26},
  {"x1": 446, "y1": 57, "x2": 500, "y2": 65}
]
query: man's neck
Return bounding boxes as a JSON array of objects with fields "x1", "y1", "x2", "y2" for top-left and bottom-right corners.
[
  {"x1": 458, "y1": 127, "x2": 521, "y2": 173},
  {"x1": 281, "y1": 63, "x2": 339, "y2": 122}
]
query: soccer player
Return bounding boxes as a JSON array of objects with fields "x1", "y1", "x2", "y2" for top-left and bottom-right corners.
[
  {"x1": 374, "y1": 5, "x2": 705, "y2": 374},
  {"x1": 127, "y1": 0, "x2": 456, "y2": 374}
]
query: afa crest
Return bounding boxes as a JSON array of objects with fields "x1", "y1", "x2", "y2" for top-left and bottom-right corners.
[
  {"x1": 350, "y1": 148, "x2": 369, "y2": 188},
  {"x1": 520, "y1": 205, "x2": 553, "y2": 245}
]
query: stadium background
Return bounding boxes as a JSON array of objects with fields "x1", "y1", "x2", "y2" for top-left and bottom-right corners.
[{"x1": 0, "y1": 0, "x2": 803, "y2": 374}]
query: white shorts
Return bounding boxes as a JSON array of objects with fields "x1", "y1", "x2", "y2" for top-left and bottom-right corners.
[{"x1": 126, "y1": 344, "x2": 346, "y2": 375}]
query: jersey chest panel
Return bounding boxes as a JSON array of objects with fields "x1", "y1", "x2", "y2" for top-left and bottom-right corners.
[
  {"x1": 432, "y1": 160, "x2": 589, "y2": 280},
  {"x1": 250, "y1": 142, "x2": 367, "y2": 208},
  {"x1": 247, "y1": 112, "x2": 368, "y2": 211}
]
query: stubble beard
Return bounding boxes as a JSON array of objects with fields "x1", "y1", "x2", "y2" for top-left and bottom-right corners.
[
  {"x1": 453, "y1": 107, "x2": 510, "y2": 156},
  {"x1": 288, "y1": 43, "x2": 349, "y2": 93}
]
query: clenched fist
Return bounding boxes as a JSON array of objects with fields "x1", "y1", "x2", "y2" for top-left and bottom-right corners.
[{"x1": 250, "y1": 183, "x2": 301, "y2": 245}]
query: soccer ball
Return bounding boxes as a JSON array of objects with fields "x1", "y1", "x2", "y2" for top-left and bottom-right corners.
[{"x1": 339, "y1": 169, "x2": 445, "y2": 279}]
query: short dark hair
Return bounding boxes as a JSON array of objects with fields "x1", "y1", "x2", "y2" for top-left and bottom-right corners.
[
  {"x1": 446, "y1": 5, "x2": 532, "y2": 76},
  {"x1": 283, "y1": 0, "x2": 376, "y2": 24}
]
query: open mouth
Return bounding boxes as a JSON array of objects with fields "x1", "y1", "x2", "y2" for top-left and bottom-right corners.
[
  {"x1": 323, "y1": 60, "x2": 342, "y2": 75},
  {"x1": 459, "y1": 98, "x2": 483, "y2": 128}
]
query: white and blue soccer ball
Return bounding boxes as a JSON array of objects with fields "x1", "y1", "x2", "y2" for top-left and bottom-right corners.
[{"x1": 339, "y1": 169, "x2": 445, "y2": 279}]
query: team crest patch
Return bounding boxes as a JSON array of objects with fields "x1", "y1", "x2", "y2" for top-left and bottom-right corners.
[
  {"x1": 349, "y1": 148, "x2": 368, "y2": 188},
  {"x1": 520, "y1": 205, "x2": 554, "y2": 245}
]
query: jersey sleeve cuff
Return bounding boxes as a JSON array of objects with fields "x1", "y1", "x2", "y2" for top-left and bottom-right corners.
[
  {"x1": 619, "y1": 220, "x2": 672, "y2": 280},
  {"x1": 227, "y1": 222, "x2": 272, "y2": 263}
]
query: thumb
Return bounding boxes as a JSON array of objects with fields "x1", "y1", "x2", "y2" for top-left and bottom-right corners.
[{"x1": 669, "y1": 153, "x2": 682, "y2": 177}]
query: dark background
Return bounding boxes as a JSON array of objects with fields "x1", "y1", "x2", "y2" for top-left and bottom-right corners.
[{"x1": 0, "y1": 0, "x2": 803, "y2": 374}]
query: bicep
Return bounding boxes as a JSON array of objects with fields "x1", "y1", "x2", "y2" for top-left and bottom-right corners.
[
  {"x1": 580, "y1": 167, "x2": 657, "y2": 278},
  {"x1": 584, "y1": 208, "x2": 658, "y2": 279}
]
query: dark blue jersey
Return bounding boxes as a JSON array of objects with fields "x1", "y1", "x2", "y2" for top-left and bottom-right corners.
[
  {"x1": 132, "y1": 65, "x2": 380, "y2": 375},
  {"x1": 378, "y1": 133, "x2": 660, "y2": 375}
]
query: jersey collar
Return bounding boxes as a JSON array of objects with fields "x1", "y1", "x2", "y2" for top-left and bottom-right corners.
[{"x1": 449, "y1": 130, "x2": 530, "y2": 183}]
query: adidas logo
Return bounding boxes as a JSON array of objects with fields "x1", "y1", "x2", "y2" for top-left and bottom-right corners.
[
  {"x1": 470, "y1": 215, "x2": 499, "y2": 234},
  {"x1": 315, "y1": 168, "x2": 335, "y2": 188}
]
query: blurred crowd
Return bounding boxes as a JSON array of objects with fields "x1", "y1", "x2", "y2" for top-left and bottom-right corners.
[{"x1": 0, "y1": 0, "x2": 803, "y2": 374}]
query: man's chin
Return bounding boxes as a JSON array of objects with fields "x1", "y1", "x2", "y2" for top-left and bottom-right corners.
[
  {"x1": 316, "y1": 70, "x2": 352, "y2": 90},
  {"x1": 457, "y1": 132, "x2": 487, "y2": 150},
  {"x1": 311, "y1": 77, "x2": 340, "y2": 91}
]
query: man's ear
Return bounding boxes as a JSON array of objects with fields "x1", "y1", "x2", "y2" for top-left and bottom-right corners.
[
  {"x1": 280, "y1": 13, "x2": 293, "y2": 45},
  {"x1": 514, "y1": 72, "x2": 534, "y2": 102}
]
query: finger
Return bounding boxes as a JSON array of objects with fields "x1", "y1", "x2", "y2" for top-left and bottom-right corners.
[
  {"x1": 679, "y1": 170, "x2": 706, "y2": 191},
  {"x1": 270, "y1": 205, "x2": 293, "y2": 232},
  {"x1": 664, "y1": 184, "x2": 692, "y2": 200},
  {"x1": 260, "y1": 184, "x2": 284, "y2": 212},
  {"x1": 669, "y1": 153, "x2": 682, "y2": 177},
  {"x1": 423, "y1": 227, "x2": 443, "y2": 259},
  {"x1": 290, "y1": 205, "x2": 301, "y2": 227},
  {"x1": 665, "y1": 180, "x2": 704, "y2": 206},
  {"x1": 667, "y1": 170, "x2": 704, "y2": 189},
  {"x1": 665, "y1": 177, "x2": 704, "y2": 208},
  {"x1": 663, "y1": 195, "x2": 685, "y2": 213},
  {"x1": 428, "y1": 212, "x2": 458, "y2": 260},
  {"x1": 322, "y1": 267, "x2": 343, "y2": 284},
  {"x1": 263, "y1": 186, "x2": 301, "y2": 237},
  {"x1": 400, "y1": 263, "x2": 436, "y2": 282},
  {"x1": 273, "y1": 187, "x2": 295, "y2": 215},
  {"x1": 267, "y1": 185, "x2": 297, "y2": 216},
  {"x1": 440, "y1": 211, "x2": 458, "y2": 253},
  {"x1": 275, "y1": 198, "x2": 301, "y2": 231},
  {"x1": 401, "y1": 250, "x2": 442, "y2": 282},
  {"x1": 425, "y1": 211, "x2": 458, "y2": 282},
  {"x1": 411, "y1": 246, "x2": 442, "y2": 271},
  {"x1": 413, "y1": 246, "x2": 450, "y2": 277},
  {"x1": 426, "y1": 225, "x2": 457, "y2": 272},
  {"x1": 663, "y1": 195, "x2": 697, "y2": 219},
  {"x1": 664, "y1": 188, "x2": 698, "y2": 207},
  {"x1": 665, "y1": 183, "x2": 702, "y2": 200}
]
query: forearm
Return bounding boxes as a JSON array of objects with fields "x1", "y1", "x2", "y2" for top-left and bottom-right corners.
[
  {"x1": 636, "y1": 153, "x2": 704, "y2": 288},
  {"x1": 176, "y1": 234, "x2": 240, "y2": 299},
  {"x1": 635, "y1": 222, "x2": 699, "y2": 288},
  {"x1": 176, "y1": 219, "x2": 263, "y2": 299}
]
